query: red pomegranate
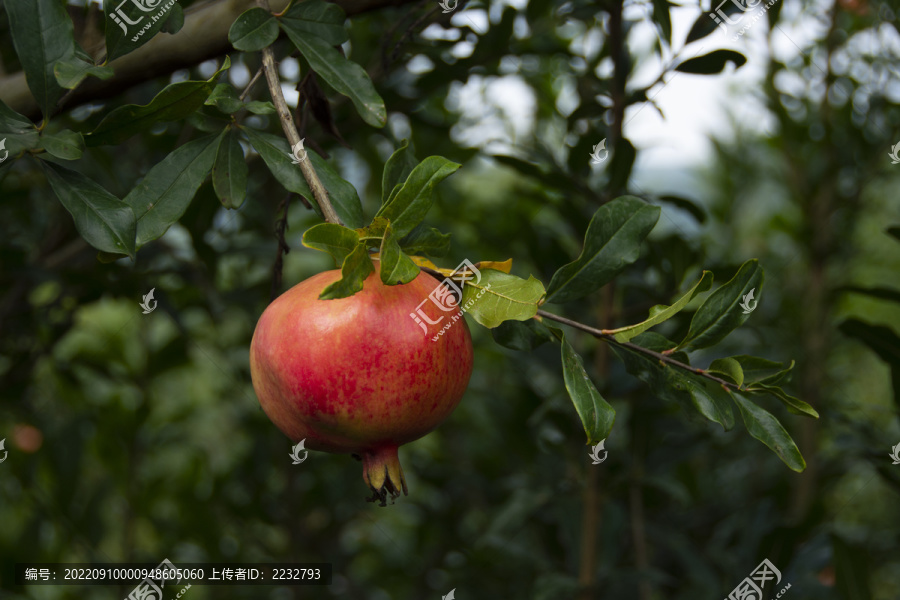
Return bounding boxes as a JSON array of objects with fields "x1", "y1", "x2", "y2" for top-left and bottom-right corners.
[{"x1": 250, "y1": 267, "x2": 474, "y2": 505}]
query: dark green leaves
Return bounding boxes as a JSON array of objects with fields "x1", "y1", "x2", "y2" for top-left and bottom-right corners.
[
  {"x1": 839, "y1": 319, "x2": 900, "y2": 405},
  {"x1": 381, "y1": 140, "x2": 418, "y2": 204},
  {"x1": 301, "y1": 223, "x2": 360, "y2": 265},
  {"x1": 205, "y1": 84, "x2": 244, "y2": 114},
  {"x1": 280, "y1": 0, "x2": 349, "y2": 46},
  {"x1": 558, "y1": 331, "x2": 616, "y2": 445},
  {"x1": 242, "y1": 128, "x2": 364, "y2": 227},
  {"x1": 676, "y1": 259, "x2": 763, "y2": 351},
  {"x1": 545, "y1": 196, "x2": 660, "y2": 303},
  {"x1": 608, "y1": 271, "x2": 713, "y2": 342},
  {"x1": 212, "y1": 128, "x2": 248, "y2": 209},
  {"x1": 280, "y1": 27, "x2": 385, "y2": 127},
  {"x1": 105, "y1": 0, "x2": 185, "y2": 61},
  {"x1": 376, "y1": 156, "x2": 461, "y2": 238},
  {"x1": 88, "y1": 58, "x2": 230, "y2": 147},
  {"x1": 0, "y1": 100, "x2": 40, "y2": 157},
  {"x1": 228, "y1": 7, "x2": 279, "y2": 52},
  {"x1": 732, "y1": 393, "x2": 806, "y2": 472},
  {"x1": 676, "y1": 50, "x2": 747, "y2": 74},
  {"x1": 459, "y1": 270, "x2": 545, "y2": 328},
  {"x1": 54, "y1": 55, "x2": 114, "y2": 90},
  {"x1": 5, "y1": 0, "x2": 76, "y2": 119},
  {"x1": 492, "y1": 319, "x2": 555, "y2": 351},
  {"x1": 125, "y1": 133, "x2": 221, "y2": 248},
  {"x1": 379, "y1": 222, "x2": 420, "y2": 285},
  {"x1": 319, "y1": 242, "x2": 375, "y2": 300},
  {"x1": 39, "y1": 129, "x2": 85, "y2": 160},
  {"x1": 400, "y1": 224, "x2": 452, "y2": 258},
  {"x1": 44, "y1": 162, "x2": 136, "y2": 259}
]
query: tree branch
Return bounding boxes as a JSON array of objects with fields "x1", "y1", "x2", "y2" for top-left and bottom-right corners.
[
  {"x1": 535, "y1": 309, "x2": 739, "y2": 391},
  {"x1": 258, "y1": 38, "x2": 343, "y2": 225},
  {"x1": 0, "y1": 0, "x2": 420, "y2": 120}
]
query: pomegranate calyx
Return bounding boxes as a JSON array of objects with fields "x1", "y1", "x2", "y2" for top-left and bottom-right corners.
[{"x1": 362, "y1": 446, "x2": 408, "y2": 507}]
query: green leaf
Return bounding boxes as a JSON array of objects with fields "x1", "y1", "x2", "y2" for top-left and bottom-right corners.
[
  {"x1": 280, "y1": 0, "x2": 349, "y2": 46},
  {"x1": 381, "y1": 139, "x2": 418, "y2": 205},
  {"x1": 307, "y1": 151, "x2": 365, "y2": 229},
  {"x1": 744, "y1": 383, "x2": 819, "y2": 418},
  {"x1": 676, "y1": 50, "x2": 747, "y2": 74},
  {"x1": 727, "y1": 355, "x2": 794, "y2": 385},
  {"x1": 658, "y1": 195, "x2": 706, "y2": 223},
  {"x1": 43, "y1": 162, "x2": 136, "y2": 259},
  {"x1": 652, "y1": 0, "x2": 673, "y2": 45},
  {"x1": 53, "y1": 56, "x2": 114, "y2": 90},
  {"x1": 557, "y1": 331, "x2": 616, "y2": 445},
  {"x1": 707, "y1": 357, "x2": 743, "y2": 387},
  {"x1": 280, "y1": 27, "x2": 385, "y2": 127},
  {"x1": 0, "y1": 99, "x2": 40, "y2": 158},
  {"x1": 301, "y1": 223, "x2": 360, "y2": 265},
  {"x1": 105, "y1": 0, "x2": 186, "y2": 61},
  {"x1": 676, "y1": 259, "x2": 763, "y2": 351},
  {"x1": 88, "y1": 57, "x2": 230, "y2": 147},
  {"x1": 492, "y1": 319, "x2": 555, "y2": 351},
  {"x1": 609, "y1": 271, "x2": 713, "y2": 342},
  {"x1": 228, "y1": 7, "x2": 280, "y2": 52},
  {"x1": 39, "y1": 129, "x2": 85, "y2": 161},
  {"x1": 160, "y1": 3, "x2": 184, "y2": 34},
  {"x1": 319, "y1": 242, "x2": 375, "y2": 300},
  {"x1": 399, "y1": 223, "x2": 452, "y2": 258},
  {"x1": 5, "y1": 0, "x2": 74, "y2": 119},
  {"x1": 613, "y1": 332, "x2": 733, "y2": 431},
  {"x1": 838, "y1": 319, "x2": 900, "y2": 405},
  {"x1": 242, "y1": 128, "x2": 363, "y2": 227},
  {"x1": 684, "y1": 4, "x2": 742, "y2": 44},
  {"x1": 732, "y1": 393, "x2": 806, "y2": 472},
  {"x1": 125, "y1": 133, "x2": 222, "y2": 248},
  {"x1": 379, "y1": 222, "x2": 420, "y2": 285},
  {"x1": 212, "y1": 128, "x2": 248, "y2": 209},
  {"x1": 244, "y1": 101, "x2": 276, "y2": 115},
  {"x1": 205, "y1": 84, "x2": 244, "y2": 114},
  {"x1": 375, "y1": 156, "x2": 461, "y2": 238},
  {"x1": 459, "y1": 270, "x2": 545, "y2": 329},
  {"x1": 837, "y1": 285, "x2": 900, "y2": 304},
  {"x1": 545, "y1": 196, "x2": 660, "y2": 303}
]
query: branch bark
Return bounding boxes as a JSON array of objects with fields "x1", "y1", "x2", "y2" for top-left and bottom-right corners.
[
  {"x1": 0, "y1": 0, "x2": 418, "y2": 120},
  {"x1": 535, "y1": 309, "x2": 740, "y2": 391}
]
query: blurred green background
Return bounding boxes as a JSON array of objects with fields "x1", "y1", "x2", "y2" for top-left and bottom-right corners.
[{"x1": 1, "y1": 0, "x2": 899, "y2": 598}]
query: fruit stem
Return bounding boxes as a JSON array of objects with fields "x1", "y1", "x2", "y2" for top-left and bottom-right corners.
[{"x1": 361, "y1": 446, "x2": 408, "y2": 507}]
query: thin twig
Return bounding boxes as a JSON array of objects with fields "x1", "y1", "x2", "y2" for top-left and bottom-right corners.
[
  {"x1": 271, "y1": 193, "x2": 292, "y2": 300},
  {"x1": 240, "y1": 66, "x2": 264, "y2": 101},
  {"x1": 535, "y1": 309, "x2": 739, "y2": 391},
  {"x1": 256, "y1": 0, "x2": 343, "y2": 225}
]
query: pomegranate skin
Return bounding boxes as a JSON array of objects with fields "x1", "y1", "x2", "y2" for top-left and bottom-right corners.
[{"x1": 250, "y1": 267, "x2": 474, "y2": 504}]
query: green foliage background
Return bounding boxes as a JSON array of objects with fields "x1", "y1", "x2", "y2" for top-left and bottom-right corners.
[{"x1": 1, "y1": 0, "x2": 899, "y2": 598}]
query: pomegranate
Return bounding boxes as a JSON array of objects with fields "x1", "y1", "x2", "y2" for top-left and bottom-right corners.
[{"x1": 250, "y1": 267, "x2": 474, "y2": 505}]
